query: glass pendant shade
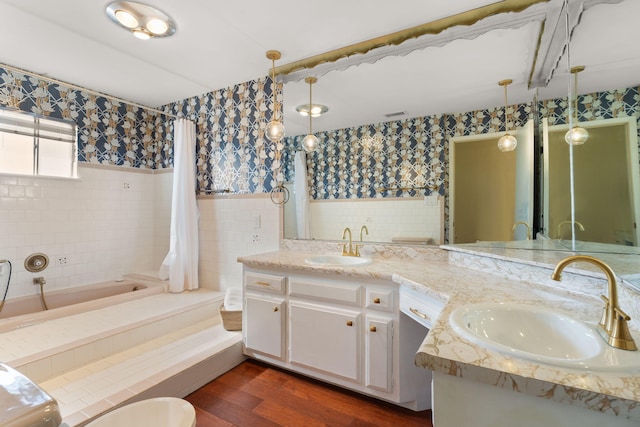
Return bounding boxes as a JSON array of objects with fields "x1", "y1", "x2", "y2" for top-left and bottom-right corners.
[
  {"x1": 498, "y1": 133, "x2": 517, "y2": 152},
  {"x1": 566, "y1": 66, "x2": 589, "y2": 146},
  {"x1": 497, "y1": 79, "x2": 517, "y2": 152},
  {"x1": 564, "y1": 126, "x2": 589, "y2": 145},
  {"x1": 266, "y1": 119, "x2": 285, "y2": 142},
  {"x1": 265, "y1": 50, "x2": 285, "y2": 143},
  {"x1": 302, "y1": 134, "x2": 318, "y2": 152}
]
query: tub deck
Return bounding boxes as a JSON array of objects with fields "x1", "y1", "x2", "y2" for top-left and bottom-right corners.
[{"x1": 0, "y1": 285, "x2": 244, "y2": 426}]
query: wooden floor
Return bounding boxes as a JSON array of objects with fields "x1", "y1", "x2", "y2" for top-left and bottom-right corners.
[{"x1": 185, "y1": 359, "x2": 433, "y2": 427}]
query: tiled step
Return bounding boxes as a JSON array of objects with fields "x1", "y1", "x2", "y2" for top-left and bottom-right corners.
[
  {"x1": 4, "y1": 290, "x2": 225, "y2": 382},
  {"x1": 41, "y1": 318, "x2": 244, "y2": 426}
]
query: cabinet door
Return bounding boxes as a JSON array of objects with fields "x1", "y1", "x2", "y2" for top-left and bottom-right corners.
[
  {"x1": 366, "y1": 316, "x2": 393, "y2": 392},
  {"x1": 244, "y1": 294, "x2": 286, "y2": 360},
  {"x1": 289, "y1": 302, "x2": 361, "y2": 383}
]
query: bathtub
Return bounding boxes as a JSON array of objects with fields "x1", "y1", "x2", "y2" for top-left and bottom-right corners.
[{"x1": 0, "y1": 279, "x2": 165, "y2": 333}]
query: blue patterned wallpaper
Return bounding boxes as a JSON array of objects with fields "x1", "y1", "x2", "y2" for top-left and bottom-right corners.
[
  {"x1": 0, "y1": 66, "x2": 165, "y2": 168},
  {"x1": 286, "y1": 101, "x2": 533, "y2": 200},
  {"x1": 2, "y1": 63, "x2": 637, "y2": 204},
  {"x1": 160, "y1": 77, "x2": 282, "y2": 193}
]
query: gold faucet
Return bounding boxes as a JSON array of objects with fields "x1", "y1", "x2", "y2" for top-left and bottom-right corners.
[
  {"x1": 551, "y1": 255, "x2": 637, "y2": 351},
  {"x1": 342, "y1": 227, "x2": 355, "y2": 256},
  {"x1": 556, "y1": 220, "x2": 585, "y2": 239},
  {"x1": 355, "y1": 225, "x2": 369, "y2": 257},
  {"x1": 512, "y1": 221, "x2": 531, "y2": 240}
]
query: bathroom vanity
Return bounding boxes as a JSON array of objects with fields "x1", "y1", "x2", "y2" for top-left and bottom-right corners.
[
  {"x1": 241, "y1": 263, "x2": 432, "y2": 410},
  {"x1": 239, "y1": 241, "x2": 640, "y2": 426}
]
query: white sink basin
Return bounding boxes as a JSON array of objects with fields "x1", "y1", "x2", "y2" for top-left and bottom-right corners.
[
  {"x1": 450, "y1": 303, "x2": 606, "y2": 367},
  {"x1": 305, "y1": 254, "x2": 372, "y2": 266}
]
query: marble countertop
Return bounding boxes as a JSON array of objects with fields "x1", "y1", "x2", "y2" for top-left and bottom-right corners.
[{"x1": 238, "y1": 243, "x2": 640, "y2": 420}]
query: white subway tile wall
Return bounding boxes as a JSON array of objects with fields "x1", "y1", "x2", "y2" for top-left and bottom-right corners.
[
  {"x1": 309, "y1": 197, "x2": 443, "y2": 244},
  {"x1": 0, "y1": 166, "x2": 282, "y2": 300},
  {"x1": 198, "y1": 195, "x2": 280, "y2": 292},
  {"x1": 0, "y1": 165, "x2": 158, "y2": 299}
]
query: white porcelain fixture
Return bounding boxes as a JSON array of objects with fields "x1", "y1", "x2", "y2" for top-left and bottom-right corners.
[
  {"x1": 85, "y1": 397, "x2": 195, "y2": 427},
  {"x1": 0, "y1": 363, "x2": 61, "y2": 427},
  {"x1": 305, "y1": 254, "x2": 372, "y2": 266},
  {"x1": 450, "y1": 303, "x2": 640, "y2": 371}
]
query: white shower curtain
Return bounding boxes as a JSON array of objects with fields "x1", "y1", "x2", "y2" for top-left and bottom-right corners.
[
  {"x1": 159, "y1": 118, "x2": 199, "y2": 292},
  {"x1": 294, "y1": 151, "x2": 311, "y2": 239}
]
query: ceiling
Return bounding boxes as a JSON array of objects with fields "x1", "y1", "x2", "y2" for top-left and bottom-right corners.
[{"x1": 1, "y1": 0, "x2": 638, "y2": 137}]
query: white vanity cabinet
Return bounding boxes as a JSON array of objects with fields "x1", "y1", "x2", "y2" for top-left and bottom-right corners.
[
  {"x1": 243, "y1": 271, "x2": 286, "y2": 360},
  {"x1": 242, "y1": 266, "x2": 431, "y2": 411}
]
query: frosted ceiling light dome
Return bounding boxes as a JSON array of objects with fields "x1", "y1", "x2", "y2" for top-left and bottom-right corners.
[
  {"x1": 106, "y1": 1, "x2": 176, "y2": 39},
  {"x1": 114, "y1": 10, "x2": 139, "y2": 28},
  {"x1": 296, "y1": 103, "x2": 329, "y2": 117},
  {"x1": 146, "y1": 18, "x2": 169, "y2": 35}
]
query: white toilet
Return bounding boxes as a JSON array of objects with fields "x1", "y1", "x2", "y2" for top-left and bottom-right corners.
[{"x1": 85, "y1": 397, "x2": 196, "y2": 427}]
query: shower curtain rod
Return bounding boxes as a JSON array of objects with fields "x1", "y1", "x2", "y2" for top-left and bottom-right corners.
[{"x1": 1, "y1": 62, "x2": 181, "y2": 120}]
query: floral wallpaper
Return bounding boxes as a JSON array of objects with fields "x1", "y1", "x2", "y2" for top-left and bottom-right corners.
[
  {"x1": 2, "y1": 63, "x2": 637, "y2": 204},
  {"x1": 0, "y1": 66, "x2": 164, "y2": 168},
  {"x1": 285, "y1": 102, "x2": 532, "y2": 201},
  {"x1": 160, "y1": 77, "x2": 282, "y2": 193}
]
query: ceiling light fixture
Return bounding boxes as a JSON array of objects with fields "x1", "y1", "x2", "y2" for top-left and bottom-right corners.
[
  {"x1": 565, "y1": 66, "x2": 589, "y2": 145},
  {"x1": 106, "y1": 1, "x2": 176, "y2": 39},
  {"x1": 301, "y1": 77, "x2": 319, "y2": 152},
  {"x1": 265, "y1": 50, "x2": 286, "y2": 143},
  {"x1": 497, "y1": 79, "x2": 517, "y2": 152},
  {"x1": 296, "y1": 103, "x2": 328, "y2": 118}
]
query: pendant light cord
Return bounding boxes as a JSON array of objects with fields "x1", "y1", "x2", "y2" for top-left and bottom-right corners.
[
  {"x1": 308, "y1": 80, "x2": 313, "y2": 134},
  {"x1": 503, "y1": 83, "x2": 509, "y2": 132}
]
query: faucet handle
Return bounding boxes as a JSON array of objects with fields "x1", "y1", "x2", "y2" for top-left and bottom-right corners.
[
  {"x1": 614, "y1": 306, "x2": 631, "y2": 321},
  {"x1": 599, "y1": 295, "x2": 610, "y2": 329},
  {"x1": 354, "y1": 244, "x2": 363, "y2": 257}
]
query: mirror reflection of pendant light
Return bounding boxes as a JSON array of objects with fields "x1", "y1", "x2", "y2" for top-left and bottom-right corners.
[
  {"x1": 497, "y1": 79, "x2": 517, "y2": 152},
  {"x1": 565, "y1": 65, "x2": 589, "y2": 145},
  {"x1": 265, "y1": 50, "x2": 286, "y2": 142},
  {"x1": 301, "y1": 77, "x2": 319, "y2": 152}
]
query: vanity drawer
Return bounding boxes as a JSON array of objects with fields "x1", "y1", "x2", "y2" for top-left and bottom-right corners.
[
  {"x1": 289, "y1": 277, "x2": 362, "y2": 307},
  {"x1": 399, "y1": 285, "x2": 446, "y2": 329},
  {"x1": 366, "y1": 287, "x2": 395, "y2": 312},
  {"x1": 245, "y1": 272, "x2": 286, "y2": 294}
]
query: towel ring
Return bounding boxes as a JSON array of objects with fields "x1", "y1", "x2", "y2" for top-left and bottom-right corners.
[{"x1": 270, "y1": 185, "x2": 289, "y2": 205}]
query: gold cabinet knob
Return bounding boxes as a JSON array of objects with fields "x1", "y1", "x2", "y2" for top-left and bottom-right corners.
[
  {"x1": 370, "y1": 326, "x2": 377, "y2": 332},
  {"x1": 373, "y1": 297, "x2": 381, "y2": 304},
  {"x1": 273, "y1": 306, "x2": 279, "y2": 312},
  {"x1": 346, "y1": 320, "x2": 353, "y2": 326},
  {"x1": 256, "y1": 281, "x2": 270, "y2": 287}
]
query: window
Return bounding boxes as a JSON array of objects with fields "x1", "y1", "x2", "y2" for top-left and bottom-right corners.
[{"x1": 0, "y1": 107, "x2": 77, "y2": 178}]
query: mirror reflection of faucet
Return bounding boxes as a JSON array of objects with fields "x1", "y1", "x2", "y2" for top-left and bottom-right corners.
[
  {"x1": 551, "y1": 255, "x2": 637, "y2": 351},
  {"x1": 512, "y1": 221, "x2": 531, "y2": 240},
  {"x1": 355, "y1": 225, "x2": 369, "y2": 257},
  {"x1": 556, "y1": 220, "x2": 585, "y2": 239}
]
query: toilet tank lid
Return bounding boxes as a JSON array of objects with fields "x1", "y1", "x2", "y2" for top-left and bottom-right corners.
[{"x1": 0, "y1": 362, "x2": 62, "y2": 427}]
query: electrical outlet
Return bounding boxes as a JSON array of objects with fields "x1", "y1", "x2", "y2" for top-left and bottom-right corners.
[
  {"x1": 251, "y1": 234, "x2": 260, "y2": 244},
  {"x1": 58, "y1": 256, "x2": 68, "y2": 265}
]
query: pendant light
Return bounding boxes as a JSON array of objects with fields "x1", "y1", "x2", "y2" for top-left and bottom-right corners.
[
  {"x1": 265, "y1": 50, "x2": 285, "y2": 142},
  {"x1": 497, "y1": 79, "x2": 517, "y2": 152},
  {"x1": 301, "y1": 77, "x2": 319, "y2": 152},
  {"x1": 565, "y1": 66, "x2": 589, "y2": 145}
]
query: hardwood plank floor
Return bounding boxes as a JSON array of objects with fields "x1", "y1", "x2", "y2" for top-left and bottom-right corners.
[{"x1": 185, "y1": 360, "x2": 433, "y2": 427}]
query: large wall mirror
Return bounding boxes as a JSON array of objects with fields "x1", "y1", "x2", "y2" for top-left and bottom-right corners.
[{"x1": 279, "y1": 0, "x2": 640, "y2": 275}]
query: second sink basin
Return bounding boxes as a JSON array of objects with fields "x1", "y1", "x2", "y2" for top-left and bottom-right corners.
[
  {"x1": 449, "y1": 303, "x2": 602, "y2": 365},
  {"x1": 305, "y1": 254, "x2": 371, "y2": 266}
]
